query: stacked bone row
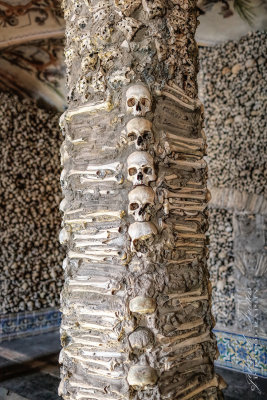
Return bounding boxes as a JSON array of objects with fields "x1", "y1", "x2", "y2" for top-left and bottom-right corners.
[{"x1": 125, "y1": 84, "x2": 158, "y2": 388}]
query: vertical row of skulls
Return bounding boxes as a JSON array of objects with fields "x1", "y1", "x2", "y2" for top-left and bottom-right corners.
[
  {"x1": 126, "y1": 83, "x2": 158, "y2": 253},
  {"x1": 125, "y1": 84, "x2": 158, "y2": 387}
]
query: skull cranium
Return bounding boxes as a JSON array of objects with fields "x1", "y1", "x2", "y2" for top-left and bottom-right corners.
[
  {"x1": 128, "y1": 221, "x2": 157, "y2": 252},
  {"x1": 126, "y1": 84, "x2": 152, "y2": 116},
  {"x1": 128, "y1": 186, "x2": 155, "y2": 221},
  {"x1": 127, "y1": 151, "x2": 156, "y2": 186},
  {"x1": 126, "y1": 118, "x2": 153, "y2": 150}
]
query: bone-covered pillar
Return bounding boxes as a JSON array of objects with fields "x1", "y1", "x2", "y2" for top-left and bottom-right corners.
[{"x1": 59, "y1": 0, "x2": 224, "y2": 399}]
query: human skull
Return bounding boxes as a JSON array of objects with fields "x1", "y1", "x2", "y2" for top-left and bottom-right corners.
[
  {"x1": 126, "y1": 84, "x2": 152, "y2": 116},
  {"x1": 128, "y1": 186, "x2": 155, "y2": 221},
  {"x1": 127, "y1": 151, "x2": 156, "y2": 186},
  {"x1": 126, "y1": 118, "x2": 153, "y2": 150},
  {"x1": 142, "y1": 0, "x2": 165, "y2": 19},
  {"x1": 128, "y1": 221, "x2": 157, "y2": 252}
]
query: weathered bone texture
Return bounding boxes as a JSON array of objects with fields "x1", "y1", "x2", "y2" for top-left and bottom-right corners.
[{"x1": 60, "y1": 0, "x2": 223, "y2": 399}]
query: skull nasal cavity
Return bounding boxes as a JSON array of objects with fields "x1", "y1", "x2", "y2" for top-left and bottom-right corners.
[
  {"x1": 137, "y1": 172, "x2": 143, "y2": 180},
  {"x1": 136, "y1": 102, "x2": 141, "y2": 112},
  {"x1": 137, "y1": 136, "x2": 143, "y2": 145}
]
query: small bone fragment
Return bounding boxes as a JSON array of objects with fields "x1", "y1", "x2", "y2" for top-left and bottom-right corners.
[
  {"x1": 65, "y1": 100, "x2": 112, "y2": 121},
  {"x1": 127, "y1": 365, "x2": 158, "y2": 387},
  {"x1": 117, "y1": 17, "x2": 143, "y2": 41},
  {"x1": 59, "y1": 227, "x2": 70, "y2": 244},
  {"x1": 129, "y1": 296, "x2": 156, "y2": 314}
]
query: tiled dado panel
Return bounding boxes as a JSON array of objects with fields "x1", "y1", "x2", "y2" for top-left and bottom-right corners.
[
  {"x1": 1, "y1": 310, "x2": 266, "y2": 378},
  {"x1": 0, "y1": 308, "x2": 61, "y2": 342},
  {"x1": 214, "y1": 329, "x2": 267, "y2": 378}
]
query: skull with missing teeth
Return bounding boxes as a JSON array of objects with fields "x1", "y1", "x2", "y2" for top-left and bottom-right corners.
[
  {"x1": 126, "y1": 118, "x2": 153, "y2": 150},
  {"x1": 128, "y1": 186, "x2": 155, "y2": 221},
  {"x1": 126, "y1": 84, "x2": 152, "y2": 116},
  {"x1": 127, "y1": 151, "x2": 156, "y2": 186},
  {"x1": 128, "y1": 221, "x2": 157, "y2": 252}
]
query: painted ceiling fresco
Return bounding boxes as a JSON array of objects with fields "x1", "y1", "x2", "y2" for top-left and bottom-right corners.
[{"x1": 0, "y1": 0, "x2": 266, "y2": 110}]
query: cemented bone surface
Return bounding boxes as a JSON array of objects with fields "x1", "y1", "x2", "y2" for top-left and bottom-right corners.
[{"x1": 60, "y1": 0, "x2": 221, "y2": 398}]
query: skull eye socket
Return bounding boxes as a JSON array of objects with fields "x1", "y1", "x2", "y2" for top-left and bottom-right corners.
[
  {"x1": 143, "y1": 167, "x2": 152, "y2": 175},
  {"x1": 130, "y1": 202, "x2": 139, "y2": 211},
  {"x1": 128, "y1": 132, "x2": 137, "y2": 141},
  {"x1": 141, "y1": 97, "x2": 149, "y2": 106},
  {"x1": 129, "y1": 167, "x2": 137, "y2": 176},
  {"x1": 127, "y1": 98, "x2": 136, "y2": 107},
  {"x1": 143, "y1": 131, "x2": 151, "y2": 140}
]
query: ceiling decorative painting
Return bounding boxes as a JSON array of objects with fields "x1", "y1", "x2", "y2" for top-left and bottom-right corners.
[
  {"x1": 0, "y1": 0, "x2": 64, "y2": 48},
  {"x1": 0, "y1": 38, "x2": 66, "y2": 110},
  {"x1": 196, "y1": 0, "x2": 267, "y2": 44}
]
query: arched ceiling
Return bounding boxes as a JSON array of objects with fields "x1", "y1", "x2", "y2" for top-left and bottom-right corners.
[{"x1": 0, "y1": 0, "x2": 266, "y2": 111}]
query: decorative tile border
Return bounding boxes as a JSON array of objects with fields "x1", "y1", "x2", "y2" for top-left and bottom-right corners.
[
  {"x1": 214, "y1": 329, "x2": 267, "y2": 377},
  {"x1": 0, "y1": 308, "x2": 61, "y2": 342},
  {"x1": 1, "y1": 311, "x2": 266, "y2": 378}
]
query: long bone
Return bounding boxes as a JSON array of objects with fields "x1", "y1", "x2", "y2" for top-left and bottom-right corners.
[
  {"x1": 166, "y1": 202, "x2": 207, "y2": 212},
  {"x1": 80, "y1": 175, "x2": 123, "y2": 184},
  {"x1": 161, "y1": 377, "x2": 199, "y2": 399},
  {"x1": 65, "y1": 210, "x2": 124, "y2": 224},
  {"x1": 158, "y1": 329, "x2": 200, "y2": 345},
  {"x1": 68, "y1": 360, "x2": 124, "y2": 378},
  {"x1": 64, "y1": 99, "x2": 112, "y2": 121},
  {"x1": 167, "y1": 158, "x2": 207, "y2": 170},
  {"x1": 68, "y1": 250, "x2": 122, "y2": 262},
  {"x1": 163, "y1": 188, "x2": 206, "y2": 200},
  {"x1": 76, "y1": 394, "x2": 122, "y2": 400},
  {"x1": 69, "y1": 161, "x2": 122, "y2": 176},
  {"x1": 166, "y1": 289, "x2": 202, "y2": 299},
  {"x1": 165, "y1": 142, "x2": 203, "y2": 157},
  {"x1": 162, "y1": 331, "x2": 212, "y2": 354},
  {"x1": 175, "y1": 376, "x2": 220, "y2": 400},
  {"x1": 73, "y1": 227, "x2": 120, "y2": 240},
  {"x1": 166, "y1": 82, "x2": 202, "y2": 108},
  {"x1": 163, "y1": 345, "x2": 202, "y2": 366},
  {"x1": 164, "y1": 356, "x2": 210, "y2": 373},
  {"x1": 156, "y1": 90, "x2": 196, "y2": 111},
  {"x1": 165, "y1": 132, "x2": 204, "y2": 147}
]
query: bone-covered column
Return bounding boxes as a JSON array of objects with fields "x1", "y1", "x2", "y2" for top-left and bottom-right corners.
[{"x1": 60, "y1": 0, "x2": 224, "y2": 399}]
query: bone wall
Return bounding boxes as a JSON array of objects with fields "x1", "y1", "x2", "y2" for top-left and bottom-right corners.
[
  {"x1": 199, "y1": 31, "x2": 267, "y2": 334},
  {"x1": 0, "y1": 91, "x2": 64, "y2": 315}
]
